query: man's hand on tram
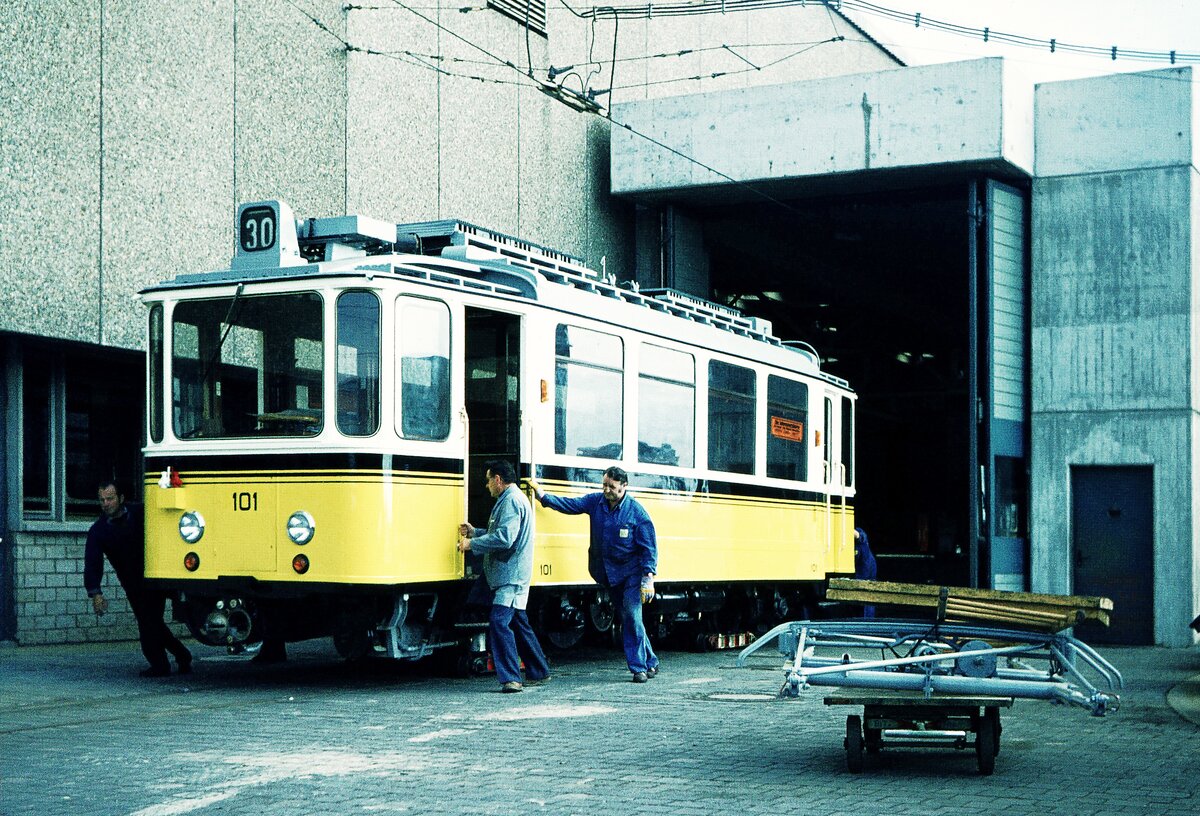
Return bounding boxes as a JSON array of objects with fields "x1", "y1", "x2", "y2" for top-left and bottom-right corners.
[
  {"x1": 457, "y1": 537, "x2": 472, "y2": 553},
  {"x1": 525, "y1": 477, "x2": 544, "y2": 499},
  {"x1": 458, "y1": 523, "x2": 472, "y2": 538}
]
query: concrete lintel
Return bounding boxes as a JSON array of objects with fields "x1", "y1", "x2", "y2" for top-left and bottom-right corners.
[
  {"x1": 611, "y1": 57, "x2": 1032, "y2": 197},
  {"x1": 1034, "y1": 66, "x2": 1196, "y2": 178}
]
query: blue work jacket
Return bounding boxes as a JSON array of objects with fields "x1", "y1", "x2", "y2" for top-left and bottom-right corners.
[
  {"x1": 469, "y1": 485, "x2": 535, "y2": 592},
  {"x1": 538, "y1": 491, "x2": 657, "y2": 586}
]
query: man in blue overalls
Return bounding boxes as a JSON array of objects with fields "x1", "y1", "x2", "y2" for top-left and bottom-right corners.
[{"x1": 529, "y1": 466, "x2": 660, "y2": 683}]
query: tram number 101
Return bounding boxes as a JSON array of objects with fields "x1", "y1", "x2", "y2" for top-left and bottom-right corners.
[{"x1": 232, "y1": 491, "x2": 258, "y2": 511}]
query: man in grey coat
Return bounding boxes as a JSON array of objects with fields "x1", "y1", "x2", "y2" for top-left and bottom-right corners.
[{"x1": 457, "y1": 460, "x2": 551, "y2": 693}]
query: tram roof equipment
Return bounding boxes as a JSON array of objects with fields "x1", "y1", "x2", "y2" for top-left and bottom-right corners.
[{"x1": 149, "y1": 200, "x2": 843, "y2": 381}]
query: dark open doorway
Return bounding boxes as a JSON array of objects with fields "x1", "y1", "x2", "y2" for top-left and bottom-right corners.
[
  {"x1": 702, "y1": 185, "x2": 974, "y2": 585},
  {"x1": 464, "y1": 309, "x2": 522, "y2": 528}
]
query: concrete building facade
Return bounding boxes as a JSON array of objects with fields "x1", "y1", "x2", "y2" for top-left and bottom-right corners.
[
  {"x1": 0, "y1": 1, "x2": 897, "y2": 644},
  {"x1": 608, "y1": 61, "x2": 1199, "y2": 647},
  {"x1": 1030, "y1": 69, "x2": 1199, "y2": 646}
]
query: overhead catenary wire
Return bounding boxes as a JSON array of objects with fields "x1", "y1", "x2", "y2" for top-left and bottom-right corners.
[
  {"x1": 559, "y1": 0, "x2": 1200, "y2": 64},
  {"x1": 293, "y1": 0, "x2": 811, "y2": 212}
]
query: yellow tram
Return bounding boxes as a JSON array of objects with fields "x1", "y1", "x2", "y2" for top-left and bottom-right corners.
[{"x1": 141, "y1": 200, "x2": 856, "y2": 660}]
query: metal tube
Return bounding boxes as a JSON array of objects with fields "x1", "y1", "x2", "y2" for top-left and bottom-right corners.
[
  {"x1": 793, "y1": 642, "x2": 1036, "y2": 678},
  {"x1": 795, "y1": 667, "x2": 1086, "y2": 707}
]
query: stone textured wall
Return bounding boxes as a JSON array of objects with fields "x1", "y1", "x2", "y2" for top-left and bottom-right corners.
[
  {"x1": 13, "y1": 528, "x2": 188, "y2": 646},
  {"x1": 13, "y1": 529, "x2": 131, "y2": 645},
  {"x1": 1, "y1": 2, "x2": 895, "y2": 352}
]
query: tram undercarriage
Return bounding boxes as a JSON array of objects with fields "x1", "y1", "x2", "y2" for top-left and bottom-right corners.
[{"x1": 168, "y1": 581, "x2": 827, "y2": 666}]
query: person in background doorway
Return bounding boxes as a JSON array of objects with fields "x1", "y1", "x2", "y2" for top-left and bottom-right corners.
[
  {"x1": 457, "y1": 460, "x2": 551, "y2": 693},
  {"x1": 85, "y1": 481, "x2": 192, "y2": 677},
  {"x1": 527, "y1": 466, "x2": 660, "y2": 683},
  {"x1": 854, "y1": 527, "x2": 878, "y2": 619}
]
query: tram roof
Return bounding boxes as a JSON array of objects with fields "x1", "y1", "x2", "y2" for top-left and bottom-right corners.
[{"x1": 141, "y1": 202, "x2": 849, "y2": 389}]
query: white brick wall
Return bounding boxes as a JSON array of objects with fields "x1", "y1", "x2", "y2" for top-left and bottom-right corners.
[{"x1": 12, "y1": 529, "x2": 169, "y2": 645}]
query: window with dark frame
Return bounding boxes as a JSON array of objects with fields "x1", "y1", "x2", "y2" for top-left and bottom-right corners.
[{"x1": 20, "y1": 345, "x2": 144, "y2": 520}]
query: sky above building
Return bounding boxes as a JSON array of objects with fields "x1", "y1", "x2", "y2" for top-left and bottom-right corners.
[{"x1": 837, "y1": 0, "x2": 1200, "y2": 86}]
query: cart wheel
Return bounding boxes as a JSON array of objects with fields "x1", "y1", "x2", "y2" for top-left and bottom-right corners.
[
  {"x1": 987, "y1": 707, "x2": 1002, "y2": 756},
  {"x1": 975, "y1": 711, "x2": 997, "y2": 775},
  {"x1": 865, "y1": 726, "x2": 882, "y2": 754},
  {"x1": 845, "y1": 715, "x2": 865, "y2": 773}
]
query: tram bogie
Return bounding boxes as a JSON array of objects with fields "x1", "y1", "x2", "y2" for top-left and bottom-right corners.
[{"x1": 141, "y1": 200, "x2": 857, "y2": 662}]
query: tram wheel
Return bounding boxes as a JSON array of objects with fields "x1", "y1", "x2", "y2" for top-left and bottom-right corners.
[
  {"x1": 587, "y1": 593, "x2": 615, "y2": 634},
  {"x1": 538, "y1": 594, "x2": 586, "y2": 651},
  {"x1": 456, "y1": 652, "x2": 490, "y2": 678},
  {"x1": 332, "y1": 628, "x2": 372, "y2": 662},
  {"x1": 845, "y1": 715, "x2": 865, "y2": 774}
]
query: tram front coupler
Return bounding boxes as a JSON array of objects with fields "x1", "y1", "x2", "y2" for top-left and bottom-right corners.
[{"x1": 184, "y1": 596, "x2": 258, "y2": 648}]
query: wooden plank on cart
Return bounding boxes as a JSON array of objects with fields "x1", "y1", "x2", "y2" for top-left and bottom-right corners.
[{"x1": 827, "y1": 578, "x2": 1113, "y2": 631}]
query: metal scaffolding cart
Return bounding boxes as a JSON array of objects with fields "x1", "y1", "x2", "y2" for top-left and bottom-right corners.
[{"x1": 737, "y1": 580, "x2": 1122, "y2": 775}]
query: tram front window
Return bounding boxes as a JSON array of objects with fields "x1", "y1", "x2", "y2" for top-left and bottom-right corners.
[{"x1": 172, "y1": 292, "x2": 324, "y2": 438}]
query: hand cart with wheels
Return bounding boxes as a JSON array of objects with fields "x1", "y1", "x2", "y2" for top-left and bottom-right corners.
[
  {"x1": 735, "y1": 587, "x2": 1123, "y2": 776},
  {"x1": 823, "y1": 689, "x2": 1013, "y2": 775}
]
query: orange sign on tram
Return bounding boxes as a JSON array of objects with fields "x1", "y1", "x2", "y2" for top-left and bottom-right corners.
[{"x1": 770, "y1": 416, "x2": 804, "y2": 442}]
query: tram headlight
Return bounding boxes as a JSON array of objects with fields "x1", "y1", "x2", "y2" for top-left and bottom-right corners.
[
  {"x1": 179, "y1": 511, "x2": 205, "y2": 543},
  {"x1": 286, "y1": 511, "x2": 315, "y2": 545}
]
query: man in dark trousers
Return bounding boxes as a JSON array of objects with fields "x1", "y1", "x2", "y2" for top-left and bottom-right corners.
[
  {"x1": 85, "y1": 480, "x2": 192, "y2": 677},
  {"x1": 457, "y1": 460, "x2": 551, "y2": 693},
  {"x1": 528, "y1": 466, "x2": 660, "y2": 683}
]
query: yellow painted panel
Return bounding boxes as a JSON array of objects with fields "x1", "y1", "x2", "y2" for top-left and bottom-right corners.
[
  {"x1": 526, "y1": 486, "x2": 855, "y2": 586},
  {"x1": 146, "y1": 477, "x2": 852, "y2": 587},
  {"x1": 146, "y1": 475, "x2": 464, "y2": 584}
]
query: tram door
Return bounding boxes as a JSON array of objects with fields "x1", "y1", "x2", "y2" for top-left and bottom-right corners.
[
  {"x1": 464, "y1": 309, "x2": 522, "y2": 527},
  {"x1": 822, "y1": 395, "x2": 849, "y2": 553}
]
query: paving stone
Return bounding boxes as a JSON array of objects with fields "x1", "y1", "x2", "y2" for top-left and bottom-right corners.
[{"x1": 0, "y1": 641, "x2": 1196, "y2": 815}]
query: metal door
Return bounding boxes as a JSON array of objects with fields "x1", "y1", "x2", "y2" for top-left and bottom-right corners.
[{"x1": 1070, "y1": 466, "x2": 1154, "y2": 644}]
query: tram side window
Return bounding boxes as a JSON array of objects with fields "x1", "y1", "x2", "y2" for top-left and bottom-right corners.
[
  {"x1": 639, "y1": 344, "x2": 694, "y2": 467},
  {"x1": 397, "y1": 297, "x2": 451, "y2": 440},
  {"x1": 555, "y1": 324, "x2": 623, "y2": 459},
  {"x1": 337, "y1": 291, "x2": 381, "y2": 436},
  {"x1": 766, "y1": 375, "x2": 808, "y2": 481},
  {"x1": 172, "y1": 293, "x2": 324, "y2": 438},
  {"x1": 707, "y1": 360, "x2": 755, "y2": 475}
]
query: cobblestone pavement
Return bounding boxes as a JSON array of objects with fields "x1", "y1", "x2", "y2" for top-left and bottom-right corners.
[{"x1": 1, "y1": 637, "x2": 1197, "y2": 816}]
